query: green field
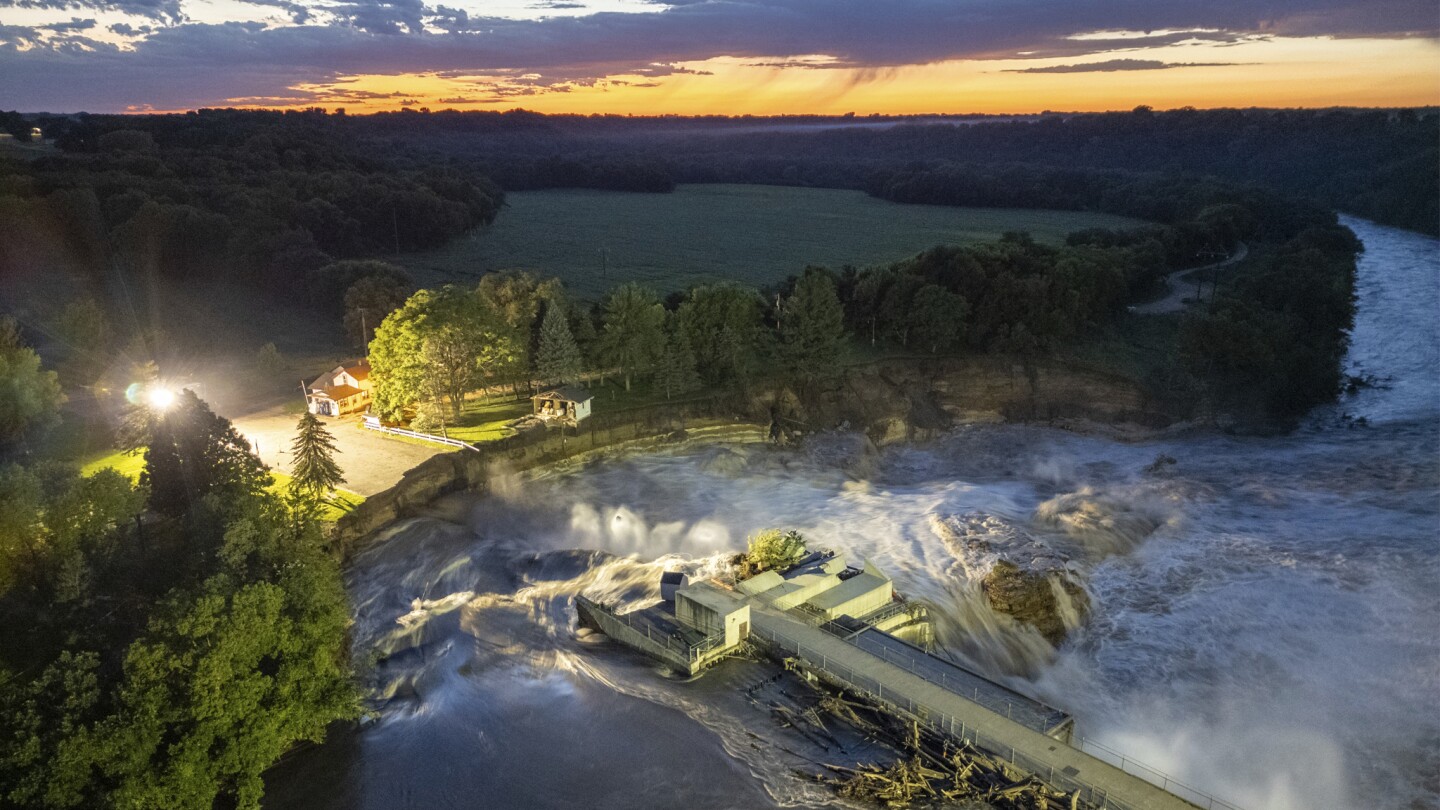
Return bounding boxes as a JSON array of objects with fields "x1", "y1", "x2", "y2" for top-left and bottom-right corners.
[{"x1": 397, "y1": 184, "x2": 1145, "y2": 298}]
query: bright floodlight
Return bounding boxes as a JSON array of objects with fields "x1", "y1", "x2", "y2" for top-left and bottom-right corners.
[{"x1": 147, "y1": 387, "x2": 176, "y2": 411}]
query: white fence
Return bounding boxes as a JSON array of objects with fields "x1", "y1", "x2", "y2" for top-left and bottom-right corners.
[{"x1": 361, "y1": 420, "x2": 478, "y2": 451}]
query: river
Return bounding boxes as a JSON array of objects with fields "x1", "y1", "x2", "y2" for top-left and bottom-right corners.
[{"x1": 266, "y1": 217, "x2": 1439, "y2": 810}]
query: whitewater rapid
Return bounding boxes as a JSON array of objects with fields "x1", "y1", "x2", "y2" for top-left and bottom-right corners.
[{"x1": 266, "y1": 217, "x2": 1439, "y2": 810}]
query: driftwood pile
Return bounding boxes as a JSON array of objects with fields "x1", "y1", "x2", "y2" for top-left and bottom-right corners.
[{"x1": 787, "y1": 685, "x2": 1085, "y2": 809}]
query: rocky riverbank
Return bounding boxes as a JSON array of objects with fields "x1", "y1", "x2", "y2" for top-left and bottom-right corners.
[{"x1": 332, "y1": 355, "x2": 1188, "y2": 556}]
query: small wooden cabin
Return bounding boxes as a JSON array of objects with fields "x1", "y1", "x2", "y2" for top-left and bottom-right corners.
[{"x1": 532, "y1": 386, "x2": 592, "y2": 425}]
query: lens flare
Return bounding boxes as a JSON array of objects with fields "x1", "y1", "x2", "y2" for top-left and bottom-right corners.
[{"x1": 147, "y1": 387, "x2": 176, "y2": 411}]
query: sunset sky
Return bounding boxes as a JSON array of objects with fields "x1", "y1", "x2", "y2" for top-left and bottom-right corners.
[{"x1": 1, "y1": 0, "x2": 1436, "y2": 114}]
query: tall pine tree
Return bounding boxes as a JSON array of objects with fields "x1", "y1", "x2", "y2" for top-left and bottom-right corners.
[
  {"x1": 657, "y1": 322, "x2": 701, "y2": 400},
  {"x1": 536, "y1": 302, "x2": 582, "y2": 385},
  {"x1": 289, "y1": 412, "x2": 345, "y2": 499},
  {"x1": 599, "y1": 283, "x2": 665, "y2": 391},
  {"x1": 779, "y1": 267, "x2": 847, "y2": 379}
]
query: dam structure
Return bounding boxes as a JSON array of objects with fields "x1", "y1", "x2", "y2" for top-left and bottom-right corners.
[{"x1": 577, "y1": 552, "x2": 1241, "y2": 810}]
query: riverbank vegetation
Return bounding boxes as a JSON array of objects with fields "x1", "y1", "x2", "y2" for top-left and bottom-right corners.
[{"x1": 366, "y1": 185, "x2": 1357, "y2": 428}]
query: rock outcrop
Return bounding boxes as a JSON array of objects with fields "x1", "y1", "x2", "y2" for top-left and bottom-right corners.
[
  {"x1": 749, "y1": 356, "x2": 1180, "y2": 451},
  {"x1": 1033, "y1": 487, "x2": 1165, "y2": 560},
  {"x1": 930, "y1": 512, "x2": 1090, "y2": 646}
]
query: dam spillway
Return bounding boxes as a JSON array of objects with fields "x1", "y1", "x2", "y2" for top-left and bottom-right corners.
[{"x1": 580, "y1": 564, "x2": 1239, "y2": 810}]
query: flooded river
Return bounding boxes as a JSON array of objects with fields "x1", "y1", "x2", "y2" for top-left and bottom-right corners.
[{"x1": 267, "y1": 217, "x2": 1439, "y2": 810}]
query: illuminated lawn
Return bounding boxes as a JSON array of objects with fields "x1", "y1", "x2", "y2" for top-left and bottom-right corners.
[
  {"x1": 79, "y1": 448, "x2": 147, "y2": 480},
  {"x1": 398, "y1": 184, "x2": 1145, "y2": 298},
  {"x1": 81, "y1": 448, "x2": 364, "y2": 522},
  {"x1": 445, "y1": 398, "x2": 532, "y2": 443}
]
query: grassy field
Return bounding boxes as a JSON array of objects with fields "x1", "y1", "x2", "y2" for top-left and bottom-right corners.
[
  {"x1": 397, "y1": 184, "x2": 1145, "y2": 298},
  {"x1": 445, "y1": 398, "x2": 532, "y2": 443}
]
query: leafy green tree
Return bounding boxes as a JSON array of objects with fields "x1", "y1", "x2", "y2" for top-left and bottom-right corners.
[
  {"x1": 536, "y1": 302, "x2": 582, "y2": 385},
  {"x1": 877, "y1": 273, "x2": 923, "y2": 347},
  {"x1": 656, "y1": 319, "x2": 702, "y2": 400},
  {"x1": 599, "y1": 282, "x2": 665, "y2": 391},
  {"x1": 476, "y1": 271, "x2": 564, "y2": 389},
  {"x1": 0, "y1": 650, "x2": 105, "y2": 808},
  {"x1": 344, "y1": 271, "x2": 411, "y2": 346},
  {"x1": 0, "y1": 464, "x2": 43, "y2": 594},
  {"x1": 255, "y1": 342, "x2": 285, "y2": 376},
  {"x1": 743, "y1": 529, "x2": 807, "y2": 575},
  {"x1": 288, "y1": 412, "x2": 344, "y2": 500},
  {"x1": 370, "y1": 287, "x2": 519, "y2": 422},
  {"x1": 910, "y1": 285, "x2": 969, "y2": 354},
  {"x1": 0, "y1": 317, "x2": 64, "y2": 446},
  {"x1": 142, "y1": 390, "x2": 269, "y2": 517},
  {"x1": 779, "y1": 268, "x2": 847, "y2": 379},
  {"x1": 677, "y1": 283, "x2": 765, "y2": 386},
  {"x1": 0, "y1": 492, "x2": 358, "y2": 810},
  {"x1": 53, "y1": 298, "x2": 110, "y2": 388},
  {"x1": 569, "y1": 304, "x2": 600, "y2": 369},
  {"x1": 305, "y1": 259, "x2": 411, "y2": 316}
]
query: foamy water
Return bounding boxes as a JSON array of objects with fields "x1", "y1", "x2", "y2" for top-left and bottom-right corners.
[{"x1": 267, "y1": 217, "x2": 1439, "y2": 810}]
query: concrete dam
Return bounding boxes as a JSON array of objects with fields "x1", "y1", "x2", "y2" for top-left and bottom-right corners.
[{"x1": 577, "y1": 550, "x2": 1242, "y2": 810}]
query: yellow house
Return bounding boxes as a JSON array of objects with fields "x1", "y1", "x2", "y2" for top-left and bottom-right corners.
[{"x1": 306, "y1": 359, "x2": 372, "y2": 417}]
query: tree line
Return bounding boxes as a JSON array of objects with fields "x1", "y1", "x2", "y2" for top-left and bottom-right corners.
[{"x1": 0, "y1": 110, "x2": 503, "y2": 312}]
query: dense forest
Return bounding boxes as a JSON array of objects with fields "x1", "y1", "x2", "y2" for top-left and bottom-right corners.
[
  {"x1": 0, "y1": 110, "x2": 502, "y2": 310},
  {"x1": 6, "y1": 106, "x2": 1436, "y2": 232},
  {"x1": 337, "y1": 106, "x2": 1436, "y2": 235},
  {"x1": 0, "y1": 106, "x2": 1371, "y2": 423}
]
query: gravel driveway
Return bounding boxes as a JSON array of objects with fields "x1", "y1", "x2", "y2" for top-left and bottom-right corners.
[{"x1": 229, "y1": 406, "x2": 445, "y2": 496}]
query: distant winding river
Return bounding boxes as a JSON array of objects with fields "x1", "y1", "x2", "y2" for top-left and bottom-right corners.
[{"x1": 267, "y1": 216, "x2": 1439, "y2": 810}]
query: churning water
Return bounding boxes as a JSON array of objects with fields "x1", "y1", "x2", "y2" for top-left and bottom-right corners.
[{"x1": 267, "y1": 217, "x2": 1439, "y2": 810}]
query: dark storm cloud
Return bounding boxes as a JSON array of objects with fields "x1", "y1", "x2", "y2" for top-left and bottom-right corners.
[
  {"x1": 108, "y1": 22, "x2": 154, "y2": 35},
  {"x1": 234, "y1": 0, "x2": 313, "y2": 24},
  {"x1": 1005, "y1": 58, "x2": 1243, "y2": 73},
  {"x1": 42, "y1": 17, "x2": 97, "y2": 31},
  {"x1": 328, "y1": 0, "x2": 427, "y2": 34},
  {"x1": 0, "y1": 0, "x2": 181, "y2": 23},
  {"x1": 0, "y1": 0, "x2": 1434, "y2": 111}
]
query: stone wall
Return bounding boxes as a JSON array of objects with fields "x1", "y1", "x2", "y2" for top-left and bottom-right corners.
[{"x1": 330, "y1": 396, "x2": 765, "y2": 557}]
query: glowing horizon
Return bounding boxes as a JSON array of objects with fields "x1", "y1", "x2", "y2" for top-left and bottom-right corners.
[
  {"x1": 1, "y1": 0, "x2": 1436, "y2": 115},
  {"x1": 249, "y1": 36, "x2": 1440, "y2": 117}
]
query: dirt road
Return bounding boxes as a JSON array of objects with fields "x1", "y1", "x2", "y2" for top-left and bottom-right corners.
[{"x1": 1131, "y1": 242, "x2": 1249, "y2": 315}]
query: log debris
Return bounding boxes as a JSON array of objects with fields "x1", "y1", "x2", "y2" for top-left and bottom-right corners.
[{"x1": 796, "y1": 683, "x2": 1090, "y2": 809}]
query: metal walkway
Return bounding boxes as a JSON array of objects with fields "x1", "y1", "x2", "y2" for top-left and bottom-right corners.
[{"x1": 750, "y1": 607, "x2": 1240, "y2": 810}]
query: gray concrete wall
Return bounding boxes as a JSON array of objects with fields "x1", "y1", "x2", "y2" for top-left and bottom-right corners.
[{"x1": 575, "y1": 597, "x2": 694, "y2": 674}]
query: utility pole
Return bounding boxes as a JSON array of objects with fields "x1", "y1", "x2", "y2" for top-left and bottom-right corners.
[{"x1": 392, "y1": 206, "x2": 401, "y2": 258}]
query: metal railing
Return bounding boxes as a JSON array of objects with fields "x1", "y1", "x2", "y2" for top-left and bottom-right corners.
[
  {"x1": 805, "y1": 617, "x2": 1068, "y2": 733},
  {"x1": 578, "y1": 597, "x2": 725, "y2": 663},
  {"x1": 752, "y1": 622, "x2": 1245, "y2": 810}
]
